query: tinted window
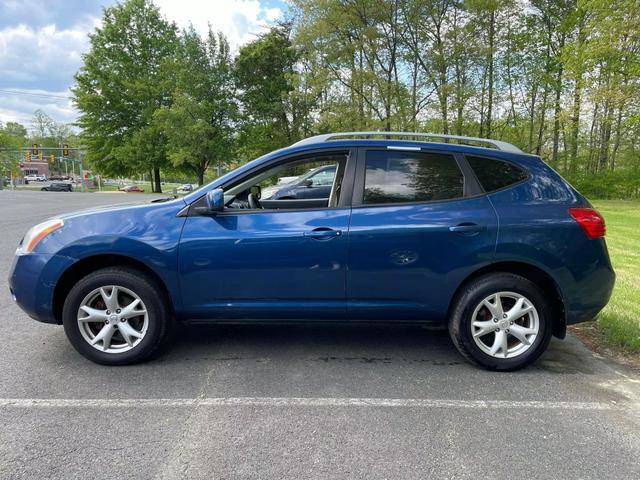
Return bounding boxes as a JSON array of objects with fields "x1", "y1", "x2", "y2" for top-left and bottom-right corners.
[
  {"x1": 363, "y1": 150, "x2": 464, "y2": 204},
  {"x1": 466, "y1": 155, "x2": 528, "y2": 192}
]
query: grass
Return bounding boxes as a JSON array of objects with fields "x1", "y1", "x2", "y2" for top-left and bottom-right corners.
[{"x1": 591, "y1": 200, "x2": 640, "y2": 352}]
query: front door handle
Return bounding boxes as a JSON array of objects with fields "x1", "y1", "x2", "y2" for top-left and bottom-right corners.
[
  {"x1": 449, "y1": 223, "x2": 485, "y2": 235},
  {"x1": 303, "y1": 227, "x2": 342, "y2": 240}
]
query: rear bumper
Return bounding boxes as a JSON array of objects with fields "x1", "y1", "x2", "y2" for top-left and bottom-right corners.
[
  {"x1": 8, "y1": 252, "x2": 75, "y2": 324},
  {"x1": 564, "y1": 261, "x2": 615, "y2": 326}
]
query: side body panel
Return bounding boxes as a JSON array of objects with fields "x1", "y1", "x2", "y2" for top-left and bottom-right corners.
[
  {"x1": 487, "y1": 157, "x2": 615, "y2": 324},
  {"x1": 8, "y1": 200, "x2": 187, "y2": 323},
  {"x1": 177, "y1": 208, "x2": 350, "y2": 320},
  {"x1": 346, "y1": 196, "x2": 498, "y2": 321}
]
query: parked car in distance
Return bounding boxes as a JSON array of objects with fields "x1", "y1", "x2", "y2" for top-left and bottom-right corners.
[
  {"x1": 119, "y1": 185, "x2": 144, "y2": 193},
  {"x1": 262, "y1": 165, "x2": 336, "y2": 200},
  {"x1": 41, "y1": 182, "x2": 73, "y2": 192},
  {"x1": 49, "y1": 175, "x2": 71, "y2": 181},
  {"x1": 179, "y1": 184, "x2": 194, "y2": 192},
  {"x1": 9, "y1": 132, "x2": 615, "y2": 370},
  {"x1": 24, "y1": 174, "x2": 46, "y2": 182}
]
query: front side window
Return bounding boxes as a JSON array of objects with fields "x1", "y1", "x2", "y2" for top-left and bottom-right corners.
[
  {"x1": 224, "y1": 153, "x2": 347, "y2": 210},
  {"x1": 363, "y1": 150, "x2": 464, "y2": 205}
]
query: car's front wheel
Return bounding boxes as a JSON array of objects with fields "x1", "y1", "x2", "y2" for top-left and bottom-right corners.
[
  {"x1": 62, "y1": 267, "x2": 171, "y2": 365},
  {"x1": 448, "y1": 273, "x2": 553, "y2": 371}
]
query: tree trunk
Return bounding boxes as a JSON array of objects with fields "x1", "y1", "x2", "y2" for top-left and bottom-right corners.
[
  {"x1": 610, "y1": 104, "x2": 624, "y2": 171},
  {"x1": 153, "y1": 167, "x2": 161, "y2": 193},
  {"x1": 568, "y1": 20, "x2": 585, "y2": 173},
  {"x1": 569, "y1": 76, "x2": 582, "y2": 173},
  {"x1": 486, "y1": 10, "x2": 495, "y2": 137},
  {"x1": 551, "y1": 35, "x2": 566, "y2": 165},
  {"x1": 528, "y1": 85, "x2": 538, "y2": 152},
  {"x1": 149, "y1": 170, "x2": 155, "y2": 193}
]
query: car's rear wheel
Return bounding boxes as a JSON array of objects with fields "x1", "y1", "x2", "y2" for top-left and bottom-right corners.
[
  {"x1": 62, "y1": 267, "x2": 171, "y2": 365},
  {"x1": 448, "y1": 273, "x2": 553, "y2": 371}
]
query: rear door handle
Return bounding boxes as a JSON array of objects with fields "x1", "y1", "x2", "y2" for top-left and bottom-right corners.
[
  {"x1": 303, "y1": 227, "x2": 342, "y2": 240},
  {"x1": 449, "y1": 223, "x2": 485, "y2": 235}
]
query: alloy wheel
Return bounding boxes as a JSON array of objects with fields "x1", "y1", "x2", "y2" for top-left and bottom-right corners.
[
  {"x1": 470, "y1": 291, "x2": 539, "y2": 359},
  {"x1": 77, "y1": 285, "x2": 149, "y2": 354}
]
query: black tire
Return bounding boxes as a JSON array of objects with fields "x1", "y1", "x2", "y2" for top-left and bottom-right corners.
[
  {"x1": 62, "y1": 267, "x2": 172, "y2": 365},
  {"x1": 448, "y1": 272, "x2": 553, "y2": 371}
]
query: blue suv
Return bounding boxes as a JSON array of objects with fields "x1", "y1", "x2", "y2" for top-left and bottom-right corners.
[{"x1": 8, "y1": 132, "x2": 615, "y2": 370}]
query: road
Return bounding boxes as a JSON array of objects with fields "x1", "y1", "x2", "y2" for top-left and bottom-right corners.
[{"x1": 0, "y1": 190, "x2": 639, "y2": 479}]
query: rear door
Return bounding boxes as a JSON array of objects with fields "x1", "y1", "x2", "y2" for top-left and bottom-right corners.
[{"x1": 346, "y1": 147, "x2": 498, "y2": 321}]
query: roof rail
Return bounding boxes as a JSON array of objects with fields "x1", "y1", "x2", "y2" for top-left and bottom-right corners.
[{"x1": 291, "y1": 131, "x2": 523, "y2": 154}]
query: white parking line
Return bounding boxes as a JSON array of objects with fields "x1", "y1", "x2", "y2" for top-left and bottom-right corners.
[{"x1": 0, "y1": 397, "x2": 636, "y2": 410}]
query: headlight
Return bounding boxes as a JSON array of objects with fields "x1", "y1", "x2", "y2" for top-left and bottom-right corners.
[{"x1": 18, "y1": 218, "x2": 64, "y2": 255}]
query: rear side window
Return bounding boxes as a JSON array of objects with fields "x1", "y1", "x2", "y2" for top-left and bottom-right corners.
[
  {"x1": 363, "y1": 150, "x2": 464, "y2": 204},
  {"x1": 466, "y1": 155, "x2": 528, "y2": 192}
]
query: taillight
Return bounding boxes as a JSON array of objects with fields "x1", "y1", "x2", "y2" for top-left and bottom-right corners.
[{"x1": 568, "y1": 208, "x2": 606, "y2": 239}]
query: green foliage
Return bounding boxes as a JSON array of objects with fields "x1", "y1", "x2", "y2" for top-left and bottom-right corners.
[
  {"x1": 70, "y1": 0, "x2": 639, "y2": 192},
  {"x1": 156, "y1": 27, "x2": 237, "y2": 185},
  {"x1": 592, "y1": 200, "x2": 640, "y2": 351},
  {"x1": 566, "y1": 169, "x2": 640, "y2": 199},
  {"x1": 73, "y1": 0, "x2": 178, "y2": 191},
  {"x1": 235, "y1": 24, "x2": 314, "y2": 160}
]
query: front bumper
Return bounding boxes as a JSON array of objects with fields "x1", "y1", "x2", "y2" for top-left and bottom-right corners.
[{"x1": 8, "y1": 252, "x2": 76, "y2": 324}]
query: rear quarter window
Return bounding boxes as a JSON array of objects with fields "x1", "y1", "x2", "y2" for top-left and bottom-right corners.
[{"x1": 466, "y1": 155, "x2": 528, "y2": 192}]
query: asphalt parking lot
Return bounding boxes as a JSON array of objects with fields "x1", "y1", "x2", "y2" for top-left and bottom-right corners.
[{"x1": 0, "y1": 190, "x2": 639, "y2": 479}]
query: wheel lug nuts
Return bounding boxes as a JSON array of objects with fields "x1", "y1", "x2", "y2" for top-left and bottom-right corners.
[
  {"x1": 120, "y1": 318, "x2": 125, "y2": 322},
  {"x1": 503, "y1": 314, "x2": 507, "y2": 318},
  {"x1": 510, "y1": 321, "x2": 514, "y2": 325},
  {"x1": 493, "y1": 318, "x2": 498, "y2": 323},
  {"x1": 116, "y1": 309, "x2": 121, "y2": 314},
  {"x1": 106, "y1": 310, "x2": 110, "y2": 315},
  {"x1": 495, "y1": 328, "x2": 500, "y2": 332},
  {"x1": 506, "y1": 329, "x2": 510, "y2": 333}
]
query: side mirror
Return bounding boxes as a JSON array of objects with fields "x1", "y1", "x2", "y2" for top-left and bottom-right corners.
[
  {"x1": 301, "y1": 179, "x2": 313, "y2": 187},
  {"x1": 204, "y1": 188, "x2": 224, "y2": 213}
]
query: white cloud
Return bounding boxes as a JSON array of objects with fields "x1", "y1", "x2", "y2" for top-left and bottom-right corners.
[
  {"x1": 0, "y1": 1, "x2": 285, "y2": 126},
  {"x1": 0, "y1": 18, "x2": 99, "y2": 89},
  {"x1": 0, "y1": 17, "x2": 98, "y2": 127},
  {"x1": 0, "y1": 89, "x2": 78, "y2": 131},
  {"x1": 154, "y1": 0, "x2": 282, "y2": 49}
]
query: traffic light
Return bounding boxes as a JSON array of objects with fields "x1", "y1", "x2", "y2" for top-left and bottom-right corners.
[
  {"x1": 32, "y1": 144, "x2": 38, "y2": 155},
  {"x1": 63, "y1": 144, "x2": 69, "y2": 157},
  {"x1": 25, "y1": 152, "x2": 31, "y2": 162}
]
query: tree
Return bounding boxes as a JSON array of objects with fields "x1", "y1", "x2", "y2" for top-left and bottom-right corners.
[
  {"x1": 3, "y1": 122, "x2": 27, "y2": 139},
  {"x1": 73, "y1": 0, "x2": 178, "y2": 192},
  {"x1": 156, "y1": 27, "x2": 237, "y2": 185},
  {"x1": 31, "y1": 109, "x2": 55, "y2": 139},
  {"x1": 235, "y1": 24, "x2": 313, "y2": 159}
]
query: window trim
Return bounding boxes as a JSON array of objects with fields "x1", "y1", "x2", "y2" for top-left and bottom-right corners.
[
  {"x1": 463, "y1": 153, "x2": 531, "y2": 195},
  {"x1": 187, "y1": 147, "x2": 357, "y2": 216},
  {"x1": 351, "y1": 147, "x2": 482, "y2": 208}
]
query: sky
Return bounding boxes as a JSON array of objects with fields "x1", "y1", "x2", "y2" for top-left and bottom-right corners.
[{"x1": 0, "y1": 0, "x2": 287, "y2": 131}]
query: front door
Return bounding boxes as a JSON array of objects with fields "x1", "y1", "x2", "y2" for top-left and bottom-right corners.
[
  {"x1": 347, "y1": 147, "x2": 498, "y2": 321},
  {"x1": 178, "y1": 151, "x2": 353, "y2": 320}
]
